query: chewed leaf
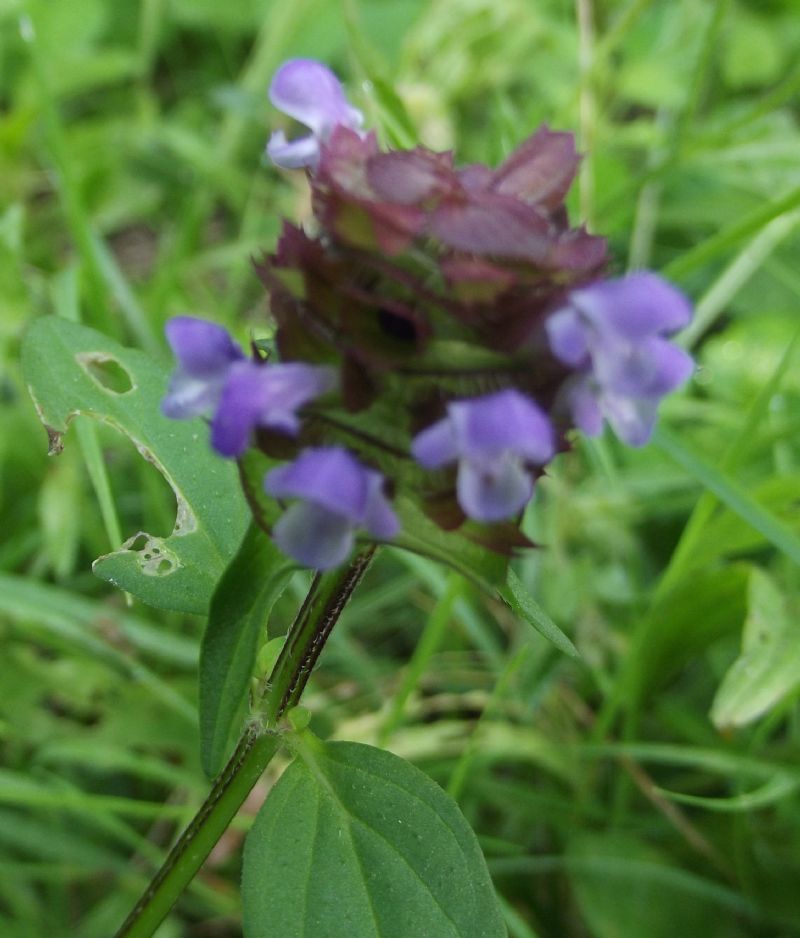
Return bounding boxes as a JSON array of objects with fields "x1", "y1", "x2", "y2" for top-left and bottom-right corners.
[{"x1": 21, "y1": 317, "x2": 248, "y2": 614}]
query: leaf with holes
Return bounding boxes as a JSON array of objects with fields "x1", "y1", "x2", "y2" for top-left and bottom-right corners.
[
  {"x1": 21, "y1": 317, "x2": 248, "y2": 613},
  {"x1": 242, "y1": 738, "x2": 505, "y2": 938}
]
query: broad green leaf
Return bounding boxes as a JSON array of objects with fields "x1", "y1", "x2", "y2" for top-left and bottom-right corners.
[
  {"x1": 711, "y1": 569, "x2": 800, "y2": 729},
  {"x1": 200, "y1": 523, "x2": 294, "y2": 777},
  {"x1": 21, "y1": 317, "x2": 248, "y2": 613},
  {"x1": 242, "y1": 739, "x2": 505, "y2": 938},
  {"x1": 501, "y1": 569, "x2": 578, "y2": 657}
]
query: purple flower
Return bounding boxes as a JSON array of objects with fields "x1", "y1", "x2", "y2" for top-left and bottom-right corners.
[
  {"x1": 546, "y1": 272, "x2": 694, "y2": 446},
  {"x1": 210, "y1": 360, "x2": 337, "y2": 457},
  {"x1": 411, "y1": 390, "x2": 555, "y2": 522},
  {"x1": 161, "y1": 316, "x2": 336, "y2": 457},
  {"x1": 264, "y1": 448, "x2": 399, "y2": 569},
  {"x1": 161, "y1": 317, "x2": 244, "y2": 419},
  {"x1": 267, "y1": 59, "x2": 364, "y2": 171}
]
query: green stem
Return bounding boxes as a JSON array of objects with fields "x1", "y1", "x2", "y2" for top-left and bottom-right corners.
[{"x1": 114, "y1": 547, "x2": 375, "y2": 938}]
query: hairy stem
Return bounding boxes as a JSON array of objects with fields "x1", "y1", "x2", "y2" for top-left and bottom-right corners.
[{"x1": 114, "y1": 547, "x2": 375, "y2": 938}]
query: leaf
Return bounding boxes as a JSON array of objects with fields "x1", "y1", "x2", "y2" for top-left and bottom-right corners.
[
  {"x1": 200, "y1": 523, "x2": 294, "y2": 777},
  {"x1": 501, "y1": 569, "x2": 578, "y2": 657},
  {"x1": 392, "y1": 496, "x2": 510, "y2": 594},
  {"x1": 567, "y1": 831, "x2": 747, "y2": 938},
  {"x1": 656, "y1": 775, "x2": 800, "y2": 813},
  {"x1": 242, "y1": 739, "x2": 505, "y2": 938},
  {"x1": 632, "y1": 565, "x2": 749, "y2": 700},
  {"x1": 711, "y1": 569, "x2": 800, "y2": 729},
  {"x1": 21, "y1": 317, "x2": 248, "y2": 613},
  {"x1": 654, "y1": 426, "x2": 800, "y2": 567}
]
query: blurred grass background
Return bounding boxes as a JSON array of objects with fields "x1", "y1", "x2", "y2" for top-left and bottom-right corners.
[{"x1": 2, "y1": 0, "x2": 800, "y2": 935}]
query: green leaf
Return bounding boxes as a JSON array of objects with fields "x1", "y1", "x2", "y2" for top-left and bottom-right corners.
[
  {"x1": 200, "y1": 523, "x2": 294, "y2": 777},
  {"x1": 501, "y1": 569, "x2": 578, "y2": 657},
  {"x1": 711, "y1": 569, "x2": 800, "y2": 729},
  {"x1": 242, "y1": 739, "x2": 505, "y2": 938},
  {"x1": 392, "y1": 496, "x2": 509, "y2": 593},
  {"x1": 567, "y1": 831, "x2": 747, "y2": 938},
  {"x1": 656, "y1": 774, "x2": 800, "y2": 813},
  {"x1": 21, "y1": 317, "x2": 248, "y2": 613},
  {"x1": 654, "y1": 425, "x2": 800, "y2": 568},
  {"x1": 632, "y1": 565, "x2": 749, "y2": 700}
]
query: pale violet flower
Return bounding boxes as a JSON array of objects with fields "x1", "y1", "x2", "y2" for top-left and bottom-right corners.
[
  {"x1": 161, "y1": 317, "x2": 244, "y2": 420},
  {"x1": 210, "y1": 360, "x2": 337, "y2": 457},
  {"x1": 411, "y1": 390, "x2": 555, "y2": 522},
  {"x1": 265, "y1": 448, "x2": 399, "y2": 569},
  {"x1": 161, "y1": 316, "x2": 336, "y2": 457},
  {"x1": 266, "y1": 59, "x2": 364, "y2": 171},
  {"x1": 546, "y1": 272, "x2": 694, "y2": 446}
]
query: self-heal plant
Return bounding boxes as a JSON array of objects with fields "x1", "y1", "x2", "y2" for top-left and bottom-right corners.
[
  {"x1": 97, "y1": 58, "x2": 696, "y2": 938},
  {"x1": 163, "y1": 59, "x2": 692, "y2": 572}
]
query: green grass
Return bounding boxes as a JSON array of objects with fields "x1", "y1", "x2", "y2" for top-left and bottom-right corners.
[{"x1": 2, "y1": 0, "x2": 800, "y2": 935}]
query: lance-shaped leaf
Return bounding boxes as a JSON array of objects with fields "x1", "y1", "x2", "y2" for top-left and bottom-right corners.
[
  {"x1": 200, "y1": 523, "x2": 294, "y2": 777},
  {"x1": 711, "y1": 568, "x2": 800, "y2": 729},
  {"x1": 21, "y1": 317, "x2": 248, "y2": 614},
  {"x1": 242, "y1": 739, "x2": 505, "y2": 938}
]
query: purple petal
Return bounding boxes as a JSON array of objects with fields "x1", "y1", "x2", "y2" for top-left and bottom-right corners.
[
  {"x1": 161, "y1": 373, "x2": 223, "y2": 420},
  {"x1": 272, "y1": 500, "x2": 355, "y2": 570},
  {"x1": 457, "y1": 453, "x2": 533, "y2": 522},
  {"x1": 268, "y1": 59, "x2": 363, "y2": 165},
  {"x1": 568, "y1": 380, "x2": 604, "y2": 437},
  {"x1": 449, "y1": 390, "x2": 554, "y2": 464},
  {"x1": 164, "y1": 317, "x2": 243, "y2": 377},
  {"x1": 593, "y1": 336, "x2": 694, "y2": 398},
  {"x1": 211, "y1": 361, "x2": 336, "y2": 458},
  {"x1": 601, "y1": 393, "x2": 659, "y2": 447},
  {"x1": 266, "y1": 130, "x2": 323, "y2": 171},
  {"x1": 363, "y1": 472, "x2": 400, "y2": 539},
  {"x1": 571, "y1": 273, "x2": 692, "y2": 339},
  {"x1": 411, "y1": 418, "x2": 459, "y2": 469},
  {"x1": 546, "y1": 307, "x2": 590, "y2": 366},
  {"x1": 265, "y1": 447, "x2": 369, "y2": 523}
]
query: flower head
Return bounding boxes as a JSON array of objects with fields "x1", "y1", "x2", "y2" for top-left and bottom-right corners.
[
  {"x1": 546, "y1": 272, "x2": 694, "y2": 445},
  {"x1": 412, "y1": 390, "x2": 555, "y2": 522},
  {"x1": 266, "y1": 59, "x2": 364, "y2": 171},
  {"x1": 264, "y1": 447, "x2": 399, "y2": 569},
  {"x1": 161, "y1": 317, "x2": 244, "y2": 420}
]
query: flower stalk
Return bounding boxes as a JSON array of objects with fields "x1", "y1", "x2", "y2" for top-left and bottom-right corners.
[{"x1": 114, "y1": 547, "x2": 375, "y2": 938}]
